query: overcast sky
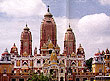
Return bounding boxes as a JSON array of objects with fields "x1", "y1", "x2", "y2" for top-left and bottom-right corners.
[{"x1": 0, "y1": 0, "x2": 110, "y2": 59}]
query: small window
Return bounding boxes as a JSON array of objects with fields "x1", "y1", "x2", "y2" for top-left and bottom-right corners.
[
  {"x1": 38, "y1": 70, "x2": 40, "y2": 73},
  {"x1": 60, "y1": 77, "x2": 64, "y2": 81},
  {"x1": 12, "y1": 70, "x2": 14, "y2": 73},
  {"x1": 108, "y1": 63, "x2": 109, "y2": 67},
  {"x1": 12, "y1": 78, "x2": 16, "y2": 81},
  {"x1": 50, "y1": 69, "x2": 54, "y2": 74},
  {"x1": 49, "y1": 61, "x2": 50, "y2": 64},
  {"x1": 101, "y1": 57, "x2": 103, "y2": 61},
  {"x1": 61, "y1": 69, "x2": 63, "y2": 73},
  {"x1": 37, "y1": 60, "x2": 40, "y2": 64},
  {"x1": 74, "y1": 69, "x2": 76, "y2": 72},
  {"x1": 57, "y1": 60, "x2": 59, "y2": 63},
  {"x1": 72, "y1": 62, "x2": 75, "y2": 65},
  {"x1": 96, "y1": 58, "x2": 98, "y2": 61},
  {"x1": 62, "y1": 60, "x2": 64, "y2": 63},
  {"x1": 19, "y1": 79, "x2": 24, "y2": 81},
  {"x1": 23, "y1": 62, "x2": 28, "y2": 65},
  {"x1": 83, "y1": 78, "x2": 87, "y2": 81},
  {"x1": 24, "y1": 69, "x2": 26, "y2": 72},
  {"x1": 4, "y1": 68, "x2": 6, "y2": 73},
  {"x1": 49, "y1": 50, "x2": 52, "y2": 54},
  {"x1": 99, "y1": 68, "x2": 102, "y2": 73},
  {"x1": 43, "y1": 60, "x2": 45, "y2": 63},
  {"x1": 90, "y1": 78, "x2": 94, "y2": 81},
  {"x1": 76, "y1": 78, "x2": 80, "y2": 81},
  {"x1": 107, "y1": 56, "x2": 109, "y2": 59}
]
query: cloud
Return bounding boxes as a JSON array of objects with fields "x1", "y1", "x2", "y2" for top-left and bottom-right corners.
[
  {"x1": 98, "y1": 0, "x2": 110, "y2": 5},
  {"x1": 78, "y1": 13, "x2": 110, "y2": 34},
  {"x1": 77, "y1": 13, "x2": 110, "y2": 59},
  {"x1": 0, "y1": 0, "x2": 46, "y2": 17}
]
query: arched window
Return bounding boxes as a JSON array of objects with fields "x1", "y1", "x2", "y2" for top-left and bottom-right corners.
[
  {"x1": 23, "y1": 62, "x2": 28, "y2": 66},
  {"x1": 38, "y1": 70, "x2": 40, "y2": 73},
  {"x1": 60, "y1": 77, "x2": 64, "y2": 81},
  {"x1": 108, "y1": 63, "x2": 109, "y2": 67}
]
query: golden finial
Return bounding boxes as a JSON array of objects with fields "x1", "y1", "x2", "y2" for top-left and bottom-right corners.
[
  {"x1": 98, "y1": 48, "x2": 100, "y2": 53},
  {"x1": 14, "y1": 43, "x2": 16, "y2": 46},
  {"x1": 69, "y1": 23, "x2": 70, "y2": 28},
  {"x1": 47, "y1": 5, "x2": 50, "y2": 12},
  {"x1": 26, "y1": 23, "x2": 27, "y2": 27}
]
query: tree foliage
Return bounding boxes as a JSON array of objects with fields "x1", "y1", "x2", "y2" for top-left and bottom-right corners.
[
  {"x1": 86, "y1": 57, "x2": 93, "y2": 72},
  {"x1": 28, "y1": 73, "x2": 51, "y2": 81}
]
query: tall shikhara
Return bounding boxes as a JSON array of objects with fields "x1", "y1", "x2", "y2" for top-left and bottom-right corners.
[
  {"x1": 64, "y1": 24, "x2": 76, "y2": 56},
  {"x1": 40, "y1": 6, "x2": 57, "y2": 53},
  {"x1": 20, "y1": 24, "x2": 32, "y2": 56}
]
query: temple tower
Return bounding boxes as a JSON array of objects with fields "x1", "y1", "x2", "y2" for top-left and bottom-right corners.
[
  {"x1": 20, "y1": 24, "x2": 32, "y2": 56},
  {"x1": 64, "y1": 24, "x2": 76, "y2": 56},
  {"x1": 40, "y1": 6, "x2": 57, "y2": 53}
]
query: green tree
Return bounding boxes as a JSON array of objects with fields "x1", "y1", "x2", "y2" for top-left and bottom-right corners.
[
  {"x1": 86, "y1": 58, "x2": 93, "y2": 72},
  {"x1": 28, "y1": 73, "x2": 52, "y2": 81}
]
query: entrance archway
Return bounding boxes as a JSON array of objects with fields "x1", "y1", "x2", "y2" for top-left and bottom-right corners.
[{"x1": 60, "y1": 77, "x2": 63, "y2": 81}]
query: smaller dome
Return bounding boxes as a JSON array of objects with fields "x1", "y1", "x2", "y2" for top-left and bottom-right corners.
[
  {"x1": 24, "y1": 24, "x2": 30, "y2": 31},
  {"x1": 102, "y1": 50, "x2": 105, "y2": 55},
  {"x1": 106, "y1": 48, "x2": 109, "y2": 54},
  {"x1": 10, "y1": 43, "x2": 18, "y2": 53},
  {"x1": 2, "y1": 48, "x2": 9, "y2": 55},
  {"x1": 77, "y1": 44, "x2": 84, "y2": 54},
  {"x1": 94, "y1": 52, "x2": 101, "y2": 56},
  {"x1": 67, "y1": 27, "x2": 72, "y2": 31}
]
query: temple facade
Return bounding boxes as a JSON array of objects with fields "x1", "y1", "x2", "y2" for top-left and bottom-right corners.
[{"x1": 0, "y1": 7, "x2": 97, "y2": 81}]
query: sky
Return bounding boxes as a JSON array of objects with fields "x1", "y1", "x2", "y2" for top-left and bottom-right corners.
[{"x1": 0, "y1": 0, "x2": 110, "y2": 59}]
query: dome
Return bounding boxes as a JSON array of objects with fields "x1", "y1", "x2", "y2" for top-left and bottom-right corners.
[
  {"x1": 44, "y1": 12, "x2": 53, "y2": 17},
  {"x1": 64, "y1": 24, "x2": 75, "y2": 41},
  {"x1": 2, "y1": 48, "x2": 10, "y2": 55},
  {"x1": 10, "y1": 43, "x2": 18, "y2": 53},
  {"x1": 77, "y1": 44, "x2": 84, "y2": 54},
  {"x1": 21, "y1": 24, "x2": 32, "y2": 40},
  {"x1": 106, "y1": 48, "x2": 109, "y2": 54},
  {"x1": 94, "y1": 49, "x2": 103, "y2": 56},
  {"x1": 24, "y1": 24, "x2": 30, "y2": 31}
]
